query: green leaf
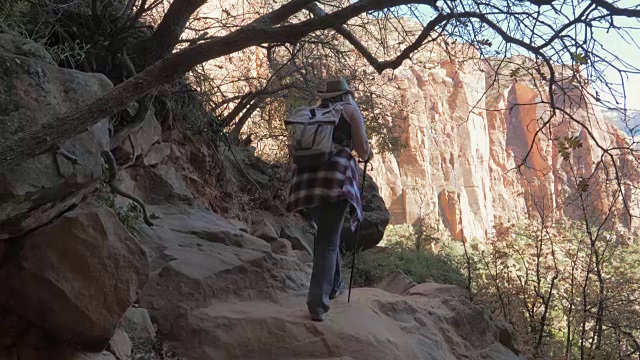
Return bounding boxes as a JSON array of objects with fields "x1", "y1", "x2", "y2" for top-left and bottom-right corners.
[
  {"x1": 577, "y1": 178, "x2": 589, "y2": 192},
  {"x1": 571, "y1": 52, "x2": 588, "y2": 65},
  {"x1": 558, "y1": 140, "x2": 571, "y2": 160},
  {"x1": 564, "y1": 135, "x2": 583, "y2": 150}
]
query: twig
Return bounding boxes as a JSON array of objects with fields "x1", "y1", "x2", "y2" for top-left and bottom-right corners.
[
  {"x1": 101, "y1": 150, "x2": 154, "y2": 227},
  {"x1": 131, "y1": 90, "x2": 157, "y2": 125},
  {"x1": 56, "y1": 147, "x2": 83, "y2": 165},
  {"x1": 119, "y1": 0, "x2": 137, "y2": 18},
  {"x1": 158, "y1": 96, "x2": 174, "y2": 129},
  {"x1": 220, "y1": 133, "x2": 263, "y2": 198},
  {"x1": 91, "y1": 0, "x2": 101, "y2": 26},
  {"x1": 187, "y1": 32, "x2": 209, "y2": 47},
  {"x1": 120, "y1": 48, "x2": 137, "y2": 79},
  {"x1": 122, "y1": 134, "x2": 138, "y2": 168}
]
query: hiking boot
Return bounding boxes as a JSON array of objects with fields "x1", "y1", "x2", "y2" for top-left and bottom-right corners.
[
  {"x1": 329, "y1": 281, "x2": 347, "y2": 299},
  {"x1": 329, "y1": 288, "x2": 344, "y2": 300},
  {"x1": 310, "y1": 312, "x2": 328, "y2": 322}
]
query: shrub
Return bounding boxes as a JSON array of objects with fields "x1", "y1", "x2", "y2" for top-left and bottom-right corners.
[{"x1": 346, "y1": 236, "x2": 467, "y2": 288}]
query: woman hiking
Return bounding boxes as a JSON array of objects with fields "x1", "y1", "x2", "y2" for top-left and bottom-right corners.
[{"x1": 287, "y1": 78, "x2": 373, "y2": 322}]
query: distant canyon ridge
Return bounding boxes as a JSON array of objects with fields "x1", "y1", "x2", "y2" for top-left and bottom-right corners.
[{"x1": 366, "y1": 53, "x2": 640, "y2": 242}]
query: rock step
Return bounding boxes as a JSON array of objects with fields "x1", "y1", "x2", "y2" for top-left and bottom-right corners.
[{"x1": 166, "y1": 287, "x2": 521, "y2": 360}]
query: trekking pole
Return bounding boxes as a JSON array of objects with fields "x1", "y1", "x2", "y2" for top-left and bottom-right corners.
[{"x1": 348, "y1": 160, "x2": 369, "y2": 303}]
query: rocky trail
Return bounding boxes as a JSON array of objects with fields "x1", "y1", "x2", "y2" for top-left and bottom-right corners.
[
  {"x1": 132, "y1": 201, "x2": 521, "y2": 360},
  {"x1": 0, "y1": 33, "x2": 523, "y2": 360},
  {"x1": 168, "y1": 287, "x2": 520, "y2": 360}
]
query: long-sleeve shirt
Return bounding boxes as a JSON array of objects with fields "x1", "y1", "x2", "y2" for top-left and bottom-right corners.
[{"x1": 342, "y1": 104, "x2": 370, "y2": 161}]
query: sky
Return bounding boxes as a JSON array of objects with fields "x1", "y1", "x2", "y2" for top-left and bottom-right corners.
[
  {"x1": 593, "y1": 17, "x2": 640, "y2": 109},
  {"x1": 404, "y1": 1, "x2": 640, "y2": 109}
]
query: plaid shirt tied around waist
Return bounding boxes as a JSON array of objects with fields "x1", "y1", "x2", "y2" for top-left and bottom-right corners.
[{"x1": 287, "y1": 147, "x2": 363, "y2": 231}]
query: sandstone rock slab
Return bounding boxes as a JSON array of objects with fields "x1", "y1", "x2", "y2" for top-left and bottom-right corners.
[
  {"x1": 0, "y1": 34, "x2": 112, "y2": 239},
  {"x1": 139, "y1": 238, "x2": 310, "y2": 334},
  {"x1": 409, "y1": 282, "x2": 468, "y2": 299},
  {"x1": 136, "y1": 206, "x2": 310, "y2": 334},
  {"x1": 227, "y1": 219, "x2": 249, "y2": 233},
  {"x1": 271, "y1": 238, "x2": 293, "y2": 256},
  {"x1": 0, "y1": 203, "x2": 150, "y2": 350},
  {"x1": 250, "y1": 210, "x2": 315, "y2": 256},
  {"x1": 111, "y1": 105, "x2": 162, "y2": 165},
  {"x1": 294, "y1": 250, "x2": 313, "y2": 263},
  {"x1": 143, "y1": 143, "x2": 171, "y2": 167},
  {"x1": 122, "y1": 308, "x2": 155, "y2": 340},
  {"x1": 108, "y1": 328, "x2": 132, "y2": 360},
  {"x1": 279, "y1": 219, "x2": 314, "y2": 254},
  {"x1": 168, "y1": 287, "x2": 522, "y2": 360},
  {"x1": 115, "y1": 166, "x2": 194, "y2": 207},
  {"x1": 143, "y1": 205, "x2": 270, "y2": 252},
  {"x1": 377, "y1": 270, "x2": 417, "y2": 295},
  {"x1": 0, "y1": 34, "x2": 55, "y2": 65},
  {"x1": 251, "y1": 218, "x2": 279, "y2": 242}
]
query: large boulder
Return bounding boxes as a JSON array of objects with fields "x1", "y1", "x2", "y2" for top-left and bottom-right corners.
[
  {"x1": 0, "y1": 34, "x2": 55, "y2": 65},
  {"x1": 0, "y1": 203, "x2": 150, "y2": 351},
  {"x1": 108, "y1": 328, "x2": 132, "y2": 360},
  {"x1": 341, "y1": 171, "x2": 390, "y2": 251},
  {"x1": 140, "y1": 242, "x2": 310, "y2": 332},
  {"x1": 167, "y1": 285, "x2": 522, "y2": 360},
  {"x1": 136, "y1": 212, "x2": 310, "y2": 333},
  {"x1": 143, "y1": 142, "x2": 171, "y2": 167},
  {"x1": 220, "y1": 146, "x2": 290, "y2": 214},
  {"x1": 115, "y1": 165, "x2": 195, "y2": 207},
  {"x1": 377, "y1": 269, "x2": 417, "y2": 295},
  {"x1": 250, "y1": 210, "x2": 316, "y2": 256},
  {"x1": 122, "y1": 308, "x2": 155, "y2": 340},
  {"x1": 270, "y1": 238, "x2": 293, "y2": 256},
  {"x1": 141, "y1": 205, "x2": 271, "y2": 252},
  {"x1": 113, "y1": 152, "x2": 271, "y2": 253},
  {"x1": 0, "y1": 34, "x2": 112, "y2": 239},
  {"x1": 111, "y1": 105, "x2": 162, "y2": 165},
  {"x1": 251, "y1": 218, "x2": 279, "y2": 242}
]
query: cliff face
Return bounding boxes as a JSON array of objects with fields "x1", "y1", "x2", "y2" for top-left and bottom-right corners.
[{"x1": 369, "y1": 56, "x2": 639, "y2": 241}]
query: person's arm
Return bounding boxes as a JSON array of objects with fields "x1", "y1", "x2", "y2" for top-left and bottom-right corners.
[{"x1": 343, "y1": 104, "x2": 372, "y2": 161}]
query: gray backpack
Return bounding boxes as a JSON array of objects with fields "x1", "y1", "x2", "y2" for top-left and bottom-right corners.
[{"x1": 285, "y1": 102, "x2": 346, "y2": 168}]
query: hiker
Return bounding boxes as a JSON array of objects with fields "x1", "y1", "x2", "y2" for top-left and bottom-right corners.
[{"x1": 287, "y1": 78, "x2": 373, "y2": 322}]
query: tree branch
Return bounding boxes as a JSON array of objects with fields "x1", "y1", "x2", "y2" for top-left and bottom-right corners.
[
  {"x1": 306, "y1": 2, "x2": 448, "y2": 74},
  {"x1": 140, "y1": 0, "x2": 207, "y2": 68},
  {"x1": 229, "y1": 102, "x2": 262, "y2": 141},
  {"x1": 0, "y1": 0, "x2": 431, "y2": 172},
  {"x1": 590, "y1": 0, "x2": 640, "y2": 18},
  {"x1": 222, "y1": 85, "x2": 294, "y2": 127},
  {"x1": 101, "y1": 150, "x2": 154, "y2": 227}
]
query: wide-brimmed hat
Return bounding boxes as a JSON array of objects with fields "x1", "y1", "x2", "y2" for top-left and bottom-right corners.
[{"x1": 316, "y1": 78, "x2": 352, "y2": 99}]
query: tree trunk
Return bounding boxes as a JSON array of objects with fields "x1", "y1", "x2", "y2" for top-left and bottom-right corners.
[
  {"x1": 141, "y1": 0, "x2": 207, "y2": 68},
  {"x1": 566, "y1": 255, "x2": 578, "y2": 360},
  {"x1": 229, "y1": 101, "x2": 261, "y2": 142}
]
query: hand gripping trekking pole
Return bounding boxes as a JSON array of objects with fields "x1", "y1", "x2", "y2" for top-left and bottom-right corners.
[{"x1": 348, "y1": 159, "x2": 369, "y2": 303}]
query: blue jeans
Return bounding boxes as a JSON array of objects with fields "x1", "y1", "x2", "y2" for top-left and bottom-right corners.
[{"x1": 306, "y1": 199, "x2": 349, "y2": 315}]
